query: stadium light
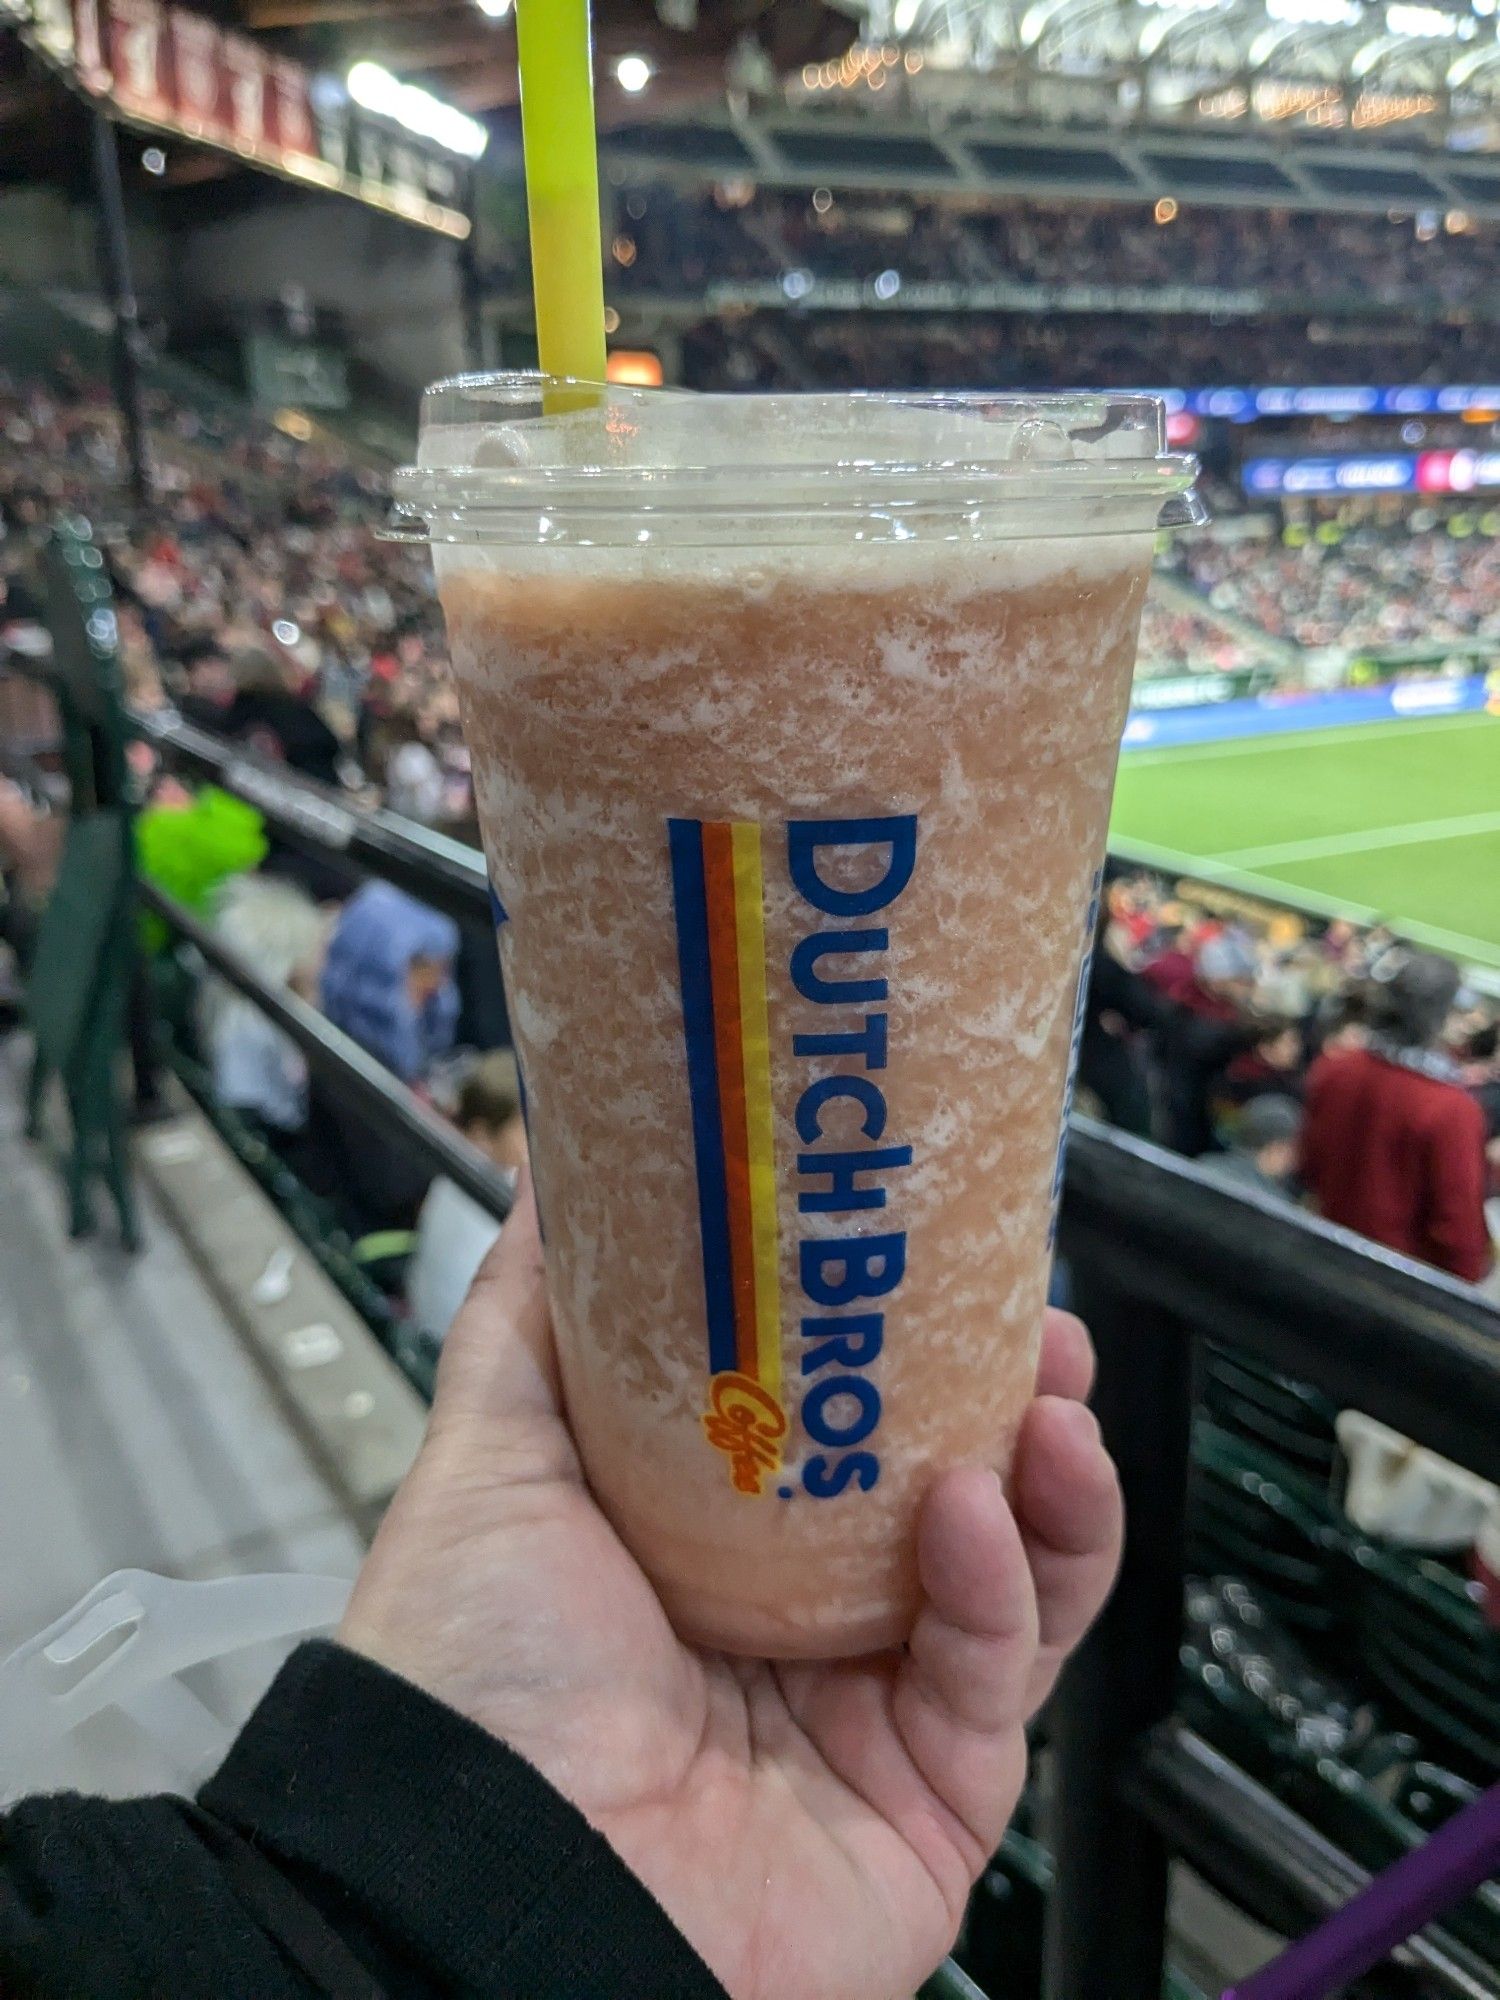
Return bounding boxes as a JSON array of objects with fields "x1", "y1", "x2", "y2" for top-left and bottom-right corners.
[
  {"x1": 346, "y1": 61, "x2": 489, "y2": 159},
  {"x1": 615, "y1": 54, "x2": 653, "y2": 92},
  {"x1": 1265, "y1": 0, "x2": 1358, "y2": 24},
  {"x1": 473, "y1": 0, "x2": 512, "y2": 13},
  {"x1": 1385, "y1": 2, "x2": 1471, "y2": 34}
]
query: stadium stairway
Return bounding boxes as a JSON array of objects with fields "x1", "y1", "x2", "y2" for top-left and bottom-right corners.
[{"x1": 0, "y1": 1031, "x2": 411, "y2": 1786}]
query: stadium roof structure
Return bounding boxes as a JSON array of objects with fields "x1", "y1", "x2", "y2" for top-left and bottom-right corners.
[
  {"x1": 818, "y1": 0, "x2": 1500, "y2": 142},
  {"x1": 238, "y1": 0, "x2": 855, "y2": 116},
  {"x1": 600, "y1": 105, "x2": 1500, "y2": 211},
  {"x1": 588, "y1": 0, "x2": 1500, "y2": 216}
]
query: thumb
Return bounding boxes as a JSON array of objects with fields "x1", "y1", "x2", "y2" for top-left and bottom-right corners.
[{"x1": 428, "y1": 1176, "x2": 564, "y2": 1436}]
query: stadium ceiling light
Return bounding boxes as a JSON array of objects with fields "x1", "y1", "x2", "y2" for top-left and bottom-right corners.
[
  {"x1": 346, "y1": 60, "x2": 489, "y2": 159},
  {"x1": 892, "y1": 0, "x2": 924, "y2": 31},
  {"x1": 1265, "y1": 0, "x2": 1358, "y2": 24},
  {"x1": 473, "y1": 0, "x2": 512, "y2": 13},
  {"x1": 1385, "y1": 1, "x2": 1471, "y2": 33},
  {"x1": 615, "y1": 54, "x2": 653, "y2": 91}
]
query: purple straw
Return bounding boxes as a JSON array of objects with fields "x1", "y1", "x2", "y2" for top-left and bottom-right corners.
[{"x1": 1222, "y1": 1783, "x2": 1500, "y2": 2000}]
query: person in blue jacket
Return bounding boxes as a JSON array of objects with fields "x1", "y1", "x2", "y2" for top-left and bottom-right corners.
[
  {"x1": 319, "y1": 879, "x2": 460, "y2": 1087},
  {"x1": 313, "y1": 879, "x2": 462, "y2": 1229}
]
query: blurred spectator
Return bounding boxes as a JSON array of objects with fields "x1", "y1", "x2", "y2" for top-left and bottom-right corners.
[
  {"x1": 1196, "y1": 1093, "x2": 1302, "y2": 1200},
  {"x1": 407, "y1": 1050, "x2": 528, "y2": 1341},
  {"x1": 1144, "y1": 923, "x2": 1257, "y2": 1024},
  {"x1": 1079, "y1": 916, "x2": 1164, "y2": 1136},
  {"x1": 200, "y1": 875, "x2": 325, "y2": 1134},
  {"x1": 173, "y1": 638, "x2": 236, "y2": 733},
  {"x1": 383, "y1": 715, "x2": 447, "y2": 825},
  {"x1": 1462, "y1": 1021, "x2": 1500, "y2": 1140},
  {"x1": 1301, "y1": 952, "x2": 1492, "y2": 1283},
  {"x1": 0, "y1": 776, "x2": 60, "y2": 909},
  {"x1": 135, "y1": 782, "x2": 268, "y2": 944},
  {"x1": 312, "y1": 880, "x2": 462, "y2": 1234},
  {"x1": 319, "y1": 880, "x2": 459, "y2": 1087},
  {"x1": 1154, "y1": 1001, "x2": 1275, "y2": 1158},
  {"x1": 221, "y1": 646, "x2": 342, "y2": 789},
  {"x1": 1221, "y1": 1021, "x2": 1307, "y2": 1108}
]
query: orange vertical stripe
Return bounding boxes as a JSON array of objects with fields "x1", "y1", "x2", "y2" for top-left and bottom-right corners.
[{"x1": 702, "y1": 823, "x2": 759, "y2": 1381}]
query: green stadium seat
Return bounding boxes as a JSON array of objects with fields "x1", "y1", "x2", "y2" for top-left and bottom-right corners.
[
  {"x1": 1188, "y1": 1421, "x2": 1346, "y2": 1635},
  {"x1": 1349, "y1": 1540, "x2": 1500, "y2": 1779},
  {"x1": 1200, "y1": 1344, "x2": 1340, "y2": 1488}
]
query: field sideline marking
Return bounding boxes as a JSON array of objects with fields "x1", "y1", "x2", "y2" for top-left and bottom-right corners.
[
  {"x1": 1120, "y1": 710, "x2": 1497, "y2": 768},
  {"x1": 1107, "y1": 832, "x2": 1500, "y2": 976},
  {"x1": 1220, "y1": 808, "x2": 1500, "y2": 871}
]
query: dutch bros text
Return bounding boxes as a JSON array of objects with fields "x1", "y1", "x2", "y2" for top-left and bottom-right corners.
[
  {"x1": 788, "y1": 816, "x2": 916, "y2": 1498},
  {"x1": 670, "y1": 813, "x2": 917, "y2": 1499}
]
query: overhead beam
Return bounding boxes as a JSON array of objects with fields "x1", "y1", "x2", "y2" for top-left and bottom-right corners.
[
  {"x1": 361, "y1": 26, "x2": 514, "y2": 68},
  {"x1": 446, "y1": 71, "x2": 520, "y2": 109},
  {"x1": 244, "y1": 0, "x2": 458, "y2": 28}
]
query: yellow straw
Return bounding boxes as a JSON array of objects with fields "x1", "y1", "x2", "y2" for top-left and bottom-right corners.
[{"x1": 514, "y1": 0, "x2": 608, "y2": 406}]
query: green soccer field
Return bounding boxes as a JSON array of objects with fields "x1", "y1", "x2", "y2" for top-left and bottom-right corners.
[{"x1": 1110, "y1": 709, "x2": 1500, "y2": 970}]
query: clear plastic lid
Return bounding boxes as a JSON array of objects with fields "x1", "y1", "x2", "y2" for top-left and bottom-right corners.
[{"x1": 387, "y1": 372, "x2": 1204, "y2": 548}]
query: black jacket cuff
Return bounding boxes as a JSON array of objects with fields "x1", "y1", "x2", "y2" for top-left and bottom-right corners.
[{"x1": 201, "y1": 1638, "x2": 726, "y2": 2000}]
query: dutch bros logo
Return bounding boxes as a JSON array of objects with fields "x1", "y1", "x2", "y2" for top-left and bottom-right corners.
[
  {"x1": 669, "y1": 813, "x2": 918, "y2": 1498},
  {"x1": 702, "y1": 1372, "x2": 790, "y2": 1495}
]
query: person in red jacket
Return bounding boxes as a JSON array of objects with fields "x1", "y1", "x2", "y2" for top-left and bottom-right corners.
[{"x1": 1301, "y1": 951, "x2": 1493, "y2": 1284}]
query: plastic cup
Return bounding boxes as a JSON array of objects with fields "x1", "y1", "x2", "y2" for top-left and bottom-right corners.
[{"x1": 390, "y1": 376, "x2": 1198, "y2": 1658}]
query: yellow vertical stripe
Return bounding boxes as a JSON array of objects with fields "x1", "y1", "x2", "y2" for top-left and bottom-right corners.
[{"x1": 729, "y1": 822, "x2": 782, "y2": 1402}]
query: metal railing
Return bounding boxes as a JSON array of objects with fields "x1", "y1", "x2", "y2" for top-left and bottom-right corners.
[
  {"x1": 1051, "y1": 1128, "x2": 1498, "y2": 2000},
  {"x1": 136, "y1": 719, "x2": 1500, "y2": 2000},
  {"x1": 138, "y1": 878, "x2": 514, "y2": 1228},
  {"x1": 135, "y1": 708, "x2": 487, "y2": 923}
]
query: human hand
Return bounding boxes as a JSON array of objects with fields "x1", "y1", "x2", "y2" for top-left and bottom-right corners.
[{"x1": 341, "y1": 1184, "x2": 1123, "y2": 2000}]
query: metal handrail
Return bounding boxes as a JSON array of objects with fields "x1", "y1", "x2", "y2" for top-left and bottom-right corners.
[
  {"x1": 1125, "y1": 1726, "x2": 1498, "y2": 2000},
  {"x1": 138, "y1": 879, "x2": 513, "y2": 1226},
  {"x1": 1063, "y1": 1118, "x2": 1500, "y2": 1484},
  {"x1": 135, "y1": 708, "x2": 489, "y2": 923}
]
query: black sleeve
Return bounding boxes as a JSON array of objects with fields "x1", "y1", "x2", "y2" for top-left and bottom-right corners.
[
  {"x1": 1182, "y1": 1015, "x2": 1262, "y2": 1076},
  {"x1": 1088, "y1": 952, "x2": 1167, "y2": 1034},
  {"x1": 0, "y1": 1640, "x2": 728, "y2": 2000}
]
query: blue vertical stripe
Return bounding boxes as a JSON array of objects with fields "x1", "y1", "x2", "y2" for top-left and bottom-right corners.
[{"x1": 668, "y1": 818, "x2": 739, "y2": 1377}]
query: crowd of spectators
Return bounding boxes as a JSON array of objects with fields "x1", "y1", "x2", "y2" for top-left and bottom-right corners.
[
  {"x1": 3, "y1": 341, "x2": 1499, "y2": 1303},
  {"x1": 511, "y1": 185, "x2": 1500, "y2": 315},
  {"x1": 1170, "y1": 516, "x2": 1500, "y2": 653},
  {"x1": 1136, "y1": 581, "x2": 1276, "y2": 678},
  {"x1": 0, "y1": 357, "x2": 521, "y2": 1344},
  {"x1": 0, "y1": 362, "x2": 471, "y2": 828},
  {"x1": 1083, "y1": 871, "x2": 1500, "y2": 1289},
  {"x1": 679, "y1": 308, "x2": 1500, "y2": 396}
]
